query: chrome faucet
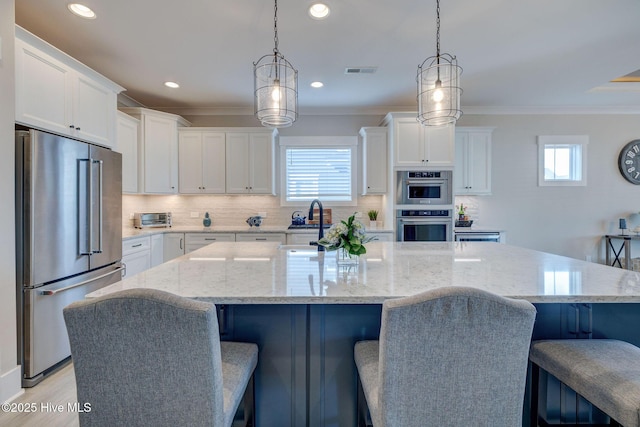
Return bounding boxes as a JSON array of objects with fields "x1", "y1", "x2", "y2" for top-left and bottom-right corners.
[{"x1": 308, "y1": 199, "x2": 324, "y2": 251}]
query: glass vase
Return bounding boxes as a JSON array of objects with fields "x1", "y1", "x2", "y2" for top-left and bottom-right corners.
[{"x1": 337, "y1": 247, "x2": 359, "y2": 266}]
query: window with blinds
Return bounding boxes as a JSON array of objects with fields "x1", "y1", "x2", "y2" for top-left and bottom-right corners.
[{"x1": 284, "y1": 147, "x2": 353, "y2": 202}]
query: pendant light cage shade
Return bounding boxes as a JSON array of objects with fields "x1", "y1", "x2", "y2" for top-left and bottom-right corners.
[
  {"x1": 254, "y1": 52, "x2": 298, "y2": 128},
  {"x1": 417, "y1": 53, "x2": 462, "y2": 126}
]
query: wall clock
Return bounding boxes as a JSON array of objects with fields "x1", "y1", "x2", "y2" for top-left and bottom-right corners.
[{"x1": 618, "y1": 139, "x2": 640, "y2": 184}]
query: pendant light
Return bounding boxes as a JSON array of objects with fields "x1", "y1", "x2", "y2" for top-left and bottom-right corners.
[
  {"x1": 417, "y1": 0, "x2": 462, "y2": 126},
  {"x1": 254, "y1": 0, "x2": 298, "y2": 128}
]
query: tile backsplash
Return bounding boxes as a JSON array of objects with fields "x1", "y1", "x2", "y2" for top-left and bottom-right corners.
[{"x1": 123, "y1": 195, "x2": 385, "y2": 228}]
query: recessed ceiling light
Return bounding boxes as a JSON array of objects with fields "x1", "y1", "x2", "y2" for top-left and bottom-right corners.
[
  {"x1": 310, "y1": 81, "x2": 324, "y2": 88},
  {"x1": 309, "y1": 3, "x2": 330, "y2": 19},
  {"x1": 67, "y1": 3, "x2": 96, "y2": 19},
  {"x1": 164, "y1": 81, "x2": 180, "y2": 89}
]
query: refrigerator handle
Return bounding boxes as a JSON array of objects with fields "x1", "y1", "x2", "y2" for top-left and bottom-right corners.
[
  {"x1": 79, "y1": 159, "x2": 92, "y2": 256},
  {"x1": 40, "y1": 266, "x2": 125, "y2": 296},
  {"x1": 93, "y1": 159, "x2": 104, "y2": 254}
]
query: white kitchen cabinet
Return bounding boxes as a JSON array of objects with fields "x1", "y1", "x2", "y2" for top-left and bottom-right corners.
[
  {"x1": 15, "y1": 26, "x2": 123, "y2": 148},
  {"x1": 360, "y1": 127, "x2": 388, "y2": 195},
  {"x1": 116, "y1": 111, "x2": 139, "y2": 193},
  {"x1": 163, "y1": 233, "x2": 185, "y2": 262},
  {"x1": 119, "y1": 107, "x2": 190, "y2": 194},
  {"x1": 150, "y1": 234, "x2": 164, "y2": 267},
  {"x1": 286, "y1": 233, "x2": 320, "y2": 245},
  {"x1": 226, "y1": 131, "x2": 276, "y2": 194},
  {"x1": 178, "y1": 130, "x2": 226, "y2": 194},
  {"x1": 236, "y1": 233, "x2": 286, "y2": 243},
  {"x1": 383, "y1": 113, "x2": 454, "y2": 168},
  {"x1": 185, "y1": 233, "x2": 236, "y2": 254},
  {"x1": 122, "y1": 236, "x2": 151, "y2": 278},
  {"x1": 454, "y1": 127, "x2": 493, "y2": 195}
]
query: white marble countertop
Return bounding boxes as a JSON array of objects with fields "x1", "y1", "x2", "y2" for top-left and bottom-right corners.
[
  {"x1": 122, "y1": 226, "x2": 394, "y2": 240},
  {"x1": 90, "y1": 241, "x2": 640, "y2": 304}
]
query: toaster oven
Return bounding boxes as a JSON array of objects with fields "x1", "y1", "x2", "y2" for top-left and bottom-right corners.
[{"x1": 133, "y1": 212, "x2": 172, "y2": 228}]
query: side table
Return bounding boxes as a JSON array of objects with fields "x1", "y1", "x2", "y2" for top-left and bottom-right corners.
[{"x1": 604, "y1": 234, "x2": 636, "y2": 270}]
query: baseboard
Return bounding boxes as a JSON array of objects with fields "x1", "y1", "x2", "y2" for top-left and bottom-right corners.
[{"x1": 0, "y1": 365, "x2": 24, "y2": 403}]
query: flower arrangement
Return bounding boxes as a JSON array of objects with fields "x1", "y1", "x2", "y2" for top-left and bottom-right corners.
[{"x1": 318, "y1": 213, "x2": 376, "y2": 256}]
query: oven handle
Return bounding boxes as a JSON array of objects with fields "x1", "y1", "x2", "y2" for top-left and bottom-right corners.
[
  {"x1": 405, "y1": 179, "x2": 446, "y2": 185},
  {"x1": 398, "y1": 218, "x2": 451, "y2": 223}
]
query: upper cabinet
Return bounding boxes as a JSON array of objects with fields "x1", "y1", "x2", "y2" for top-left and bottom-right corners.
[
  {"x1": 178, "y1": 130, "x2": 226, "y2": 194},
  {"x1": 116, "y1": 111, "x2": 140, "y2": 193},
  {"x1": 15, "y1": 26, "x2": 124, "y2": 148},
  {"x1": 454, "y1": 127, "x2": 494, "y2": 195},
  {"x1": 383, "y1": 113, "x2": 455, "y2": 168},
  {"x1": 225, "y1": 130, "x2": 277, "y2": 194},
  {"x1": 359, "y1": 127, "x2": 388, "y2": 195},
  {"x1": 119, "y1": 107, "x2": 190, "y2": 194}
]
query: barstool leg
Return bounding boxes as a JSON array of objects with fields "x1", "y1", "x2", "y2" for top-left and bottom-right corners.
[{"x1": 530, "y1": 362, "x2": 540, "y2": 427}]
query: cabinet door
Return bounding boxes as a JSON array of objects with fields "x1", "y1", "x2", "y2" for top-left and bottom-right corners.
[
  {"x1": 286, "y1": 233, "x2": 318, "y2": 245},
  {"x1": 248, "y1": 133, "x2": 274, "y2": 194},
  {"x1": 163, "y1": 233, "x2": 185, "y2": 262},
  {"x1": 73, "y1": 74, "x2": 116, "y2": 147},
  {"x1": 15, "y1": 39, "x2": 73, "y2": 137},
  {"x1": 178, "y1": 132, "x2": 204, "y2": 193},
  {"x1": 122, "y1": 251, "x2": 150, "y2": 278},
  {"x1": 116, "y1": 112, "x2": 139, "y2": 193},
  {"x1": 362, "y1": 129, "x2": 388, "y2": 194},
  {"x1": 394, "y1": 119, "x2": 424, "y2": 167},
  {"x1": 225, "y1": 133, "x2": 250, "y2": 193},
  {"x1": 144, "y1": 114, "x2": 178, "y2": 194},
  {"x1": 466, "y1": 132, "x2": 491, "y2": 195},
  {"x1": 150, "y1": 234, "x2": 164, "y2": 267},
  {"x1": 201, "y1": 132, "x2": 226, "y2": 193},
  {"x1": 454, "y1": 132, "x2": 469, "y2": 194},
  {"x1": 424, "y1": 125, "x2": 455, "y2": 167}
]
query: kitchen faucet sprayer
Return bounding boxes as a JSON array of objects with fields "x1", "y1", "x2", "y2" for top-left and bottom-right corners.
[{"x1": 308, "y1": 199, "x2": 324, "y2": 251}]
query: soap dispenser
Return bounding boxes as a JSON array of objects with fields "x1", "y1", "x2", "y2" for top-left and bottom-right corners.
[{"x1": 203, "y1": 212, "x2": 212, "y2": 227}]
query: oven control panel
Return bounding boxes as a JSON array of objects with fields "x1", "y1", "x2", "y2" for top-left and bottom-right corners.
[
  {"x1": 397, "y1": 209, "x2": 451, "y2": 217},
  {"x1": 407, "y1": 171, "x2": 443, "y2": 178}
]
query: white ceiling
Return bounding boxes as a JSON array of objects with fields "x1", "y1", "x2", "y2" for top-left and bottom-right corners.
[{"x1": 15, "y1": 0, "x2": 640, "y2": 115}]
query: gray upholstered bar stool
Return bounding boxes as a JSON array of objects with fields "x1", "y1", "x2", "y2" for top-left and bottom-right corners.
[
  {"x1": 354, "y1": 286, "x2": 537, "y2": 427},
  {"x1": 63, "y1": 288, "x2": 258, "y2": 427},
  {"x1": 530, "y1": 339, "x2": 640, "y2": 426}
]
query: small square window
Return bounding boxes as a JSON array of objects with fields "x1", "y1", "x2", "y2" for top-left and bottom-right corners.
[{"x1": 538, "y1": 135, "x2": 588, "y2": 186}]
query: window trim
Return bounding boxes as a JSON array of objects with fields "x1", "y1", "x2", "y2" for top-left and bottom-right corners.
[
  {"x1": 537, "y1": 135, "x2": 588, "y2": 187},
  {"x1": 279, "y1": 136, "x2": 358, "y2": 207}
]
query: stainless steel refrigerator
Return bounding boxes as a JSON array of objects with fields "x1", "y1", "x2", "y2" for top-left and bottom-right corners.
[{"x1": 15, "y1": 129, "x2": 123, "y2": 387}]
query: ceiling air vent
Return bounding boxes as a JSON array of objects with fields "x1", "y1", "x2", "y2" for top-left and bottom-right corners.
[{"x1": 345, "y1": 66, "x2": 378, "y2": 75}]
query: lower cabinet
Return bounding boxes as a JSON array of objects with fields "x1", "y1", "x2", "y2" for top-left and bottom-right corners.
[
  {"x1": 367, "y1": 231, "x2": 394, "y2": 242},
  {"x1": 150, "y1": 234, "x2": 164, "y2": 267},
  {"x1": 163, "y1": 233, "x2": 185, "y2": 261},
  {"x1": 185, "y1": 233, "x2": 236, "y2": 253},
  {"x1": 286, "y1": 233, "x2": 318, "y2": 245},
  {"x1": 122, "y1": 236, "x2": 151, "y2": 278}
]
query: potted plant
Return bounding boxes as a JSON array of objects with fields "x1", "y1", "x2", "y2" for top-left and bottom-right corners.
[{"x1": 367, "y1": 210, "x2": 379, "y2": 229}]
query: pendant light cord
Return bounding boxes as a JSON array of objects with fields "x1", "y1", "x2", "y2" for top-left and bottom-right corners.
[
  {"x1": 435, "y1": 0, "x2": 440, "y2": 57},
  {"x1": 273, "y1": 0, "x2": 279, "y2": 54}
]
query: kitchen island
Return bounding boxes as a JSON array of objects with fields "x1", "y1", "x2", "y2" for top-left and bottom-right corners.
[{"x1": 88, "y1": 242, "x2": 640, "y2": 426}]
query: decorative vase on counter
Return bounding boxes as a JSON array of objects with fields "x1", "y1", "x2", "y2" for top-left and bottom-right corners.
[
  {"x1": 337, "y1": 247, "x2": 359, "y2": 266},
  {"x1": 203, "y1": 212, "x2": 212, "y2": 227}
]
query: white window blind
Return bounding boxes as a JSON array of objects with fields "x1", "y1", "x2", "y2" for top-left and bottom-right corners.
[{"x1": 285, "y1": 147, "x2": 352, "y2": 202}]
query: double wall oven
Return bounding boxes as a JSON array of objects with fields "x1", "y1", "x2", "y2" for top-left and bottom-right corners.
[{"x1": 396, "y1": 170, "x2": 454, "y2": 242}]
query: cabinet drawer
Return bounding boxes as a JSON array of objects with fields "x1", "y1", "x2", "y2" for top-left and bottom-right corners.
[
  {"x1": 122, "y1": 236, "x2": 151, "y2": 256},
  {"x1": 236, "y1": 233, "x2": 285, "y2": 243},
  {"x1": 122, "y1": 250, "x2": 150, "y2": 278},
  {"x1": 185, "y1": 233, "x2": 236, "y2": 245}
]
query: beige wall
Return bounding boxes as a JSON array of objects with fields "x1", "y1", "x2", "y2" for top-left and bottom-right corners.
[
  {"x1": 456, "y1": 113, "x2": 640, "y2": 261},
  {"x1": 0, "y1": 0, "x2": 19, "y2": 403}
]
